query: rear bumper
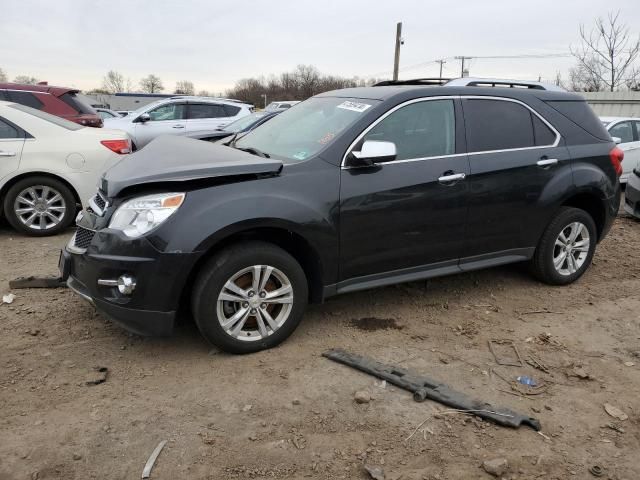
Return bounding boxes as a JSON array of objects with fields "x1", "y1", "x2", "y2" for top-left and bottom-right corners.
[{"x1": 624, "y1": 172, "x2": 640, "y2": 219}]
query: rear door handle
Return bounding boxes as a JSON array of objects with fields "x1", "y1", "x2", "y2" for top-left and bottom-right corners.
[
  {"x1": 0, "y1": 151, "x2": 16, "y2": 157},
  {"x1": 438, "y1": 172, "x2": 466, "y2": 183},
  {"x1": 172, "y1": 124, "x2": 185, "y2": 129},
  {"x1": 537, "y1": 158, "x2": 558, "y2": 167}
]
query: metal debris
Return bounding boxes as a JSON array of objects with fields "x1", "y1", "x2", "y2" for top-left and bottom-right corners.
[{"x1": 141, "y1": 440, "x2": 167, "y2": 479}]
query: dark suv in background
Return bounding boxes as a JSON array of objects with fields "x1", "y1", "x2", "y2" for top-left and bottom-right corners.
[
  {"x1": 60, "y1": 77, "x2": 622, "y2": 354},
  {"x1": 0, "y1": 83, "x2": 102, "y2": 127}
]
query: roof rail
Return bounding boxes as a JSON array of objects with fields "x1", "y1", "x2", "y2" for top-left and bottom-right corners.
[
  {"x1": 373, "y1": 78, "x2": 451, "y2": 87},
  {"x1": 444, "y1": 77, "x2": 565, "y2": 92}
]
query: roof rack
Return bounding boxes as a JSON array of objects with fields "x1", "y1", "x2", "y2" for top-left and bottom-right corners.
[
  {"x1": 373, "y1": 78, "x2": 451, "y2": 87},
  {"x1": 444, "y1": 77, "x2": 565, "y2": 92}
]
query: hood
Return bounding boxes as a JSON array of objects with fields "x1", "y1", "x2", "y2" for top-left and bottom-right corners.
[{"x1": 101, "y1": 135, "x2": 283, "y2": 197}]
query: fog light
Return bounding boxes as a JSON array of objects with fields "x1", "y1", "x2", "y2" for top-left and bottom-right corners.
[{"x1": 117, "y1": 275, "x2": 136, "y2": 295}]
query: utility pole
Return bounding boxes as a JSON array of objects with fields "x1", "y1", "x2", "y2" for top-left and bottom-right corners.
[
  {"x1": 393, "y1": 22, "x2": 403, "y2": 81},
  {"x1": 436, "y1": 59, "x2": 446, "y2": 80},
  {"x1": 261, "y1": 93, "x2": 267, "y2": 109},
  {"x1": 454, "y1": 56, "x2": 473, "y2": 77}
]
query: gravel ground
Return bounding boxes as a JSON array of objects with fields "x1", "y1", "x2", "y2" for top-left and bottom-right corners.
[{"x1": 1, "y1": 210, "x2": 639, "y2": 480}]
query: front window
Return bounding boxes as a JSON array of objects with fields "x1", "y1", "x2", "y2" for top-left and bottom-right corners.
[
  {"x1": 609, "y1": 121, "x2": 634, "y2": 144},
  {"x1": 224, "y1": 112, "x2": 268, "y2": 132},
  {"x1": 236, "y1": 97, "x2": 379, "y2": 161},
  {"x1": 146, "y1": 103, "x2": 186, "y2": 121}
]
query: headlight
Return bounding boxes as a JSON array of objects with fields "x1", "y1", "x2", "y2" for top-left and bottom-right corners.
[{"x1": 109, "y1": 193, "x2": 185, "y2": 238}]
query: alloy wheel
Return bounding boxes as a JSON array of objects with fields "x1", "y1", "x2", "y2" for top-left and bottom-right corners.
[
  {"x1": 13, "y1": 185, "x2": 67, "y2": 231},
  {"x1": 553, "y1": 221, "x2": 590, "y2": 276},
  {"x1": 216, "y1": 265, "x2": 294, "y2": 341}
]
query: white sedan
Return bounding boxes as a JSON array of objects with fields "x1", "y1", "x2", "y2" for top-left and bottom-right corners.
[
  {"x1": 601, "y1": 116, "x2": 640, "y2": 184},
  {"x1": 0, "y1": 100, "x2": 131, "y2": 236}
]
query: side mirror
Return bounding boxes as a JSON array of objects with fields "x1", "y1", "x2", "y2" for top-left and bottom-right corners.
[
  {"x1": 350, "y1": 140, "x2": 397, "y2": 165},
  {"x1": 137, "y1": 113, "x2": 151, "y2": 123},
  {"x1": 612, "y1": 136, "x2": 622, "y2": 145}
]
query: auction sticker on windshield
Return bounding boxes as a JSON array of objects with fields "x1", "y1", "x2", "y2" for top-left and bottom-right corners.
[{"x1": 337, "y1": 101, "x2": 372, "y2": 113}]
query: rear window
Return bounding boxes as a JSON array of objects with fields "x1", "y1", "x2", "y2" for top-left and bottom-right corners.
[
  {"x1": 9, "y1": 103, "x2": 83, "y2": 130},
  {"x1": 6, "y1": 91, "x2": 44, "y2": 110},
  {"x1": 545, "y1": 100, "x2": 610, "y2": 141},
  {"x1": 224, "y1": 104, "x2": 241, "y2": 116},
  {"x1": 60, "y1": 92, "x2": 96, "y2": 115}
]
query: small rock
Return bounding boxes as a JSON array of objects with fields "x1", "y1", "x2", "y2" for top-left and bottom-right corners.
[
  {"x1": 623, "y1": 361, "x2": 635, "y2": 367},
  {"x1": 603, "y1": 403, "x2": 628, "y2": 421},
  {"x1": 248, "y1": 434, "x2": 257, "y2": 441},
  {"x1": 72, "y1": 453, "x2": 82, "y2": 461},
  {"x1": 544, "y1": 405, "x2": 553, "y2": 411},
  {"x1": 2, "y1": 293, "x2": 16, "y2": 304},
  {"x1": 86, "y1": 367, "x2": 108, "y2": 386},
  {"x1": 571, "y1": 366, "x2": 591, "y2": 380},
  {"x1": 482, "y1": 458, "x2": 509, "y2": 477},
  {"x1": 33, "y1": 420, "x2": 44, "y2": 426},
  {"x1": 292, "y1": 398, "x2": 301, "y2": 405},
  {"x1": 354, "y1": 391, "x2": 371, "y2": 404},
  {"x1": 364, "y1": 464, "x2": 385, "y2": 480},
  {"x1": 242, "y1": 404, "x2": 253, "y2": 412}
]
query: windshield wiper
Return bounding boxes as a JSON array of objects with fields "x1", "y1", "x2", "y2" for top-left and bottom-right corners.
[{"x1": 236, "y1": 146, "x2": 270, "y2": 158}]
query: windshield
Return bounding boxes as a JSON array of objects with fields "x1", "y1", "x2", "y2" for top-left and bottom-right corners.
[
  {"x1": 224, "y1": 112, "x2": 269, "y2": 132},
  {"x1": 236, "y1": 97, "x2": 378, "y2": 161},
  {"x1": 9, "y1": 103, "x2": 83, "y2": 130}
]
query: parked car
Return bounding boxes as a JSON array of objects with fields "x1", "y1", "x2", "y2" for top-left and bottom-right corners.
[
  {"x1": 624, "y1": 167, "x2": 640, "y2": 219},
  {"x1": 96, "y1": 108, "x2": 122, "y2": 120},
  {"x1": 204, "y1": 111, "x2": 280, "y2": 142},
  {"x1": 265, "y1": 101, "x2": 300, "y2": 112},
  {"x1": 61, "y1": 77, "x2": 621, "y2": 354},
  {"x1": 600, "y1": 116, "x2": 640, "y2": 184},
  {"x1": 0, "y1": 100, "x2": 130, "y2": 235},
  {"x1": 103, "y1": 97, "x2": 253, "y2": 149},
  {"x1": 116, "y1": 111, "x2": 133, "y2": 117},
  {"x1": 0, "y1": 83, "x2": 102, "y2": 127}
]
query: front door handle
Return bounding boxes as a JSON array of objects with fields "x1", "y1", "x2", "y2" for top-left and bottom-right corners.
[
  {"x1": 438, "y1": 172, "x2": 466, "y2": 184},
  {"x1": 0, "y1": 151, "x2": 16, "y2": 157},
  {"x1": 536, "y1": 158, "x2": 558, "y2": 167},
  {"x1": 172, "y1": 124, "x2": 185, "y2": 129}
]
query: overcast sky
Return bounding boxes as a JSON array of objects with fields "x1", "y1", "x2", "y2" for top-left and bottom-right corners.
[{"x1": 2, "y1": 0, "x2": 639, "y2": 93}]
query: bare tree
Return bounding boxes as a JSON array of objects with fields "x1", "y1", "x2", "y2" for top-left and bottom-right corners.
[
  {"x1": 13, "y1": 75, "x2": 39, "y2": 85},
  {"x1": 570, "y1": 11, "x2": 640, "y2": 91},
  {"x1": 139, "y1": 74, "x2": 164, "y2": 93},
  {"x1": 174, "y1": 80, "x2": 195, "y2": 95},
  {"x1": 197, "y1": 89, "x2": 210, "y2": 96},
  {"x1": 0, "y1": 68, "x2": 7, "y2": 82},
  {"x1": 102, "y1": 70, "x2": 127, "y2": 93}
]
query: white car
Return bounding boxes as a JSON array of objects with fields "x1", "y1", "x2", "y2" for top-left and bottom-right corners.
[
  {"x1": 601, "y1": 116, "x2": 640, "y2": 184},
  {"x1": 265, "y1": 101, "x2": 300, "y2": 112},
  {"x1": 0, "y1": 100, "x2": 131, "y2": 236},
  {"x1": 104, "y1": 97, "x2": 253, "y2": 150}
]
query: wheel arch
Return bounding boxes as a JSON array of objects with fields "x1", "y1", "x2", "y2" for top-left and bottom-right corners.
[
  {"x1": 179, "y1": 225, "x2": 326, "y2": 310},
  {"x1": 0, "y1": 171, "x2": 82, "y2": 214},
  {"x1": 560, "y1": 191, "x2": 607, "y2": 240}
]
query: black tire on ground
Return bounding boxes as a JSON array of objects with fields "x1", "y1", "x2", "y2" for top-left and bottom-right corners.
[
  {"x1": 191, "y1": 241, "x2": 308, "y2": 354},
  {"x1": 530, "y1": 206, "x2": 597, "y2": 285},
  {"x1": 3, "y1": 176, "x2": 77, "y2": 236}
]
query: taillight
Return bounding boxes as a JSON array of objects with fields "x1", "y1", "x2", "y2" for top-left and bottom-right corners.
[
  {"x1": 101, "y1": 139, "x2": 131, "y2": 154},
  {"x1": 609, "y1": 146, "x2": 624, "y2": 176}
]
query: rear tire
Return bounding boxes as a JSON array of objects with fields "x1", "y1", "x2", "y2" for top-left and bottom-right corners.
[
  {"x1": 3, "y1": 176, "x2": 76, "y2": 236},
  {"x1": 192, "y1": 241, "x2": 308, "y2": 354},
  {"x1": 530, "y1": 207, "x2": 597, "y2": 285}
]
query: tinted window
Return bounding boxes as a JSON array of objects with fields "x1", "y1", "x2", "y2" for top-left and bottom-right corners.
[
  {"x1": 147, "y1": 103, "x2": 186, "y2": 121},
  {"x1": 532, "y1": 114, "x2": 556, "y2": 146},
  {"x1": 546, "y1": 100, "x2": 610, "y2": 141},
  {"x1": 9, "y1": 103, "x2": 83, "y2": 130},
  {"x1": 635, "y1": 121, "x2": 640, "y2": 141},
  {"x1": 0, "y1": 91, "x2": 8, "y2": 101},
  {"x1": 0, "y1": 118, "x2": 20, "y2": 139},
  {"x1": 188, "y1": 103, "x2": 227, "y2": 119},
  {"x1": 464, "y1": 99, "x2": 535, "y2": 152},
  {"x1": 7, "y1": 91, "x2": 44, "y2": 110},
  {"x1": 609, "y1": 121, "x2": 634, "y2": 143},
  {"x1": 224, "y1": 104, "x2": 241, "y2": 117},
  {"x1": 363, "y1": 99, "x2": 455, "y2": 160},
  {"x1": 60, "y1": 92, "x2": 96, "y2": 114}
]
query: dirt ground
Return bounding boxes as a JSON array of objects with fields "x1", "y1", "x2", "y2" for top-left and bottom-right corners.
[{"x1": 1, "y1": 209, "x2": 640, "y2": 480}]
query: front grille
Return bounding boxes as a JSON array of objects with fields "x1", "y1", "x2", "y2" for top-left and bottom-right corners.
[
  {"x1": 89, "y1": 191, "x2": 109, "y2": 216},
  {"x1": 74, "y1": 227, "x2": 95, "y2": 249},
  {"x1": 93, "y1": 193, "x2": 106, "y2": 210}
]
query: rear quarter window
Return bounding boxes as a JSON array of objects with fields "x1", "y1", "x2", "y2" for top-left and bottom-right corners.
[
  {"x1": 224, "y1": 105, "x2": 241, "y2": 116},
  {"x1": 9, "y1": 103, "x2": 83, "y2": 130},
  {"x1": 545, "y1": 100, "x2": 610, "y2": 141}
]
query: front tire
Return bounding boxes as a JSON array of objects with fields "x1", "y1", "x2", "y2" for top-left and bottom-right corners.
[
  {"x1": 192, "y1": 241, "x2": 308, "y2": 354},
  {"x1": 530, "y1": 207, "x2": 597, "y2": 285},
  {"x1": 3, "y1": 176, "x2": 76, "y2": 236}
]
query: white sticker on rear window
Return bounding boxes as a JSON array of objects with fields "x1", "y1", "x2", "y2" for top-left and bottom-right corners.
[{"x1": 337, "y1": 101, "x2": 372, "y2": 113}]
